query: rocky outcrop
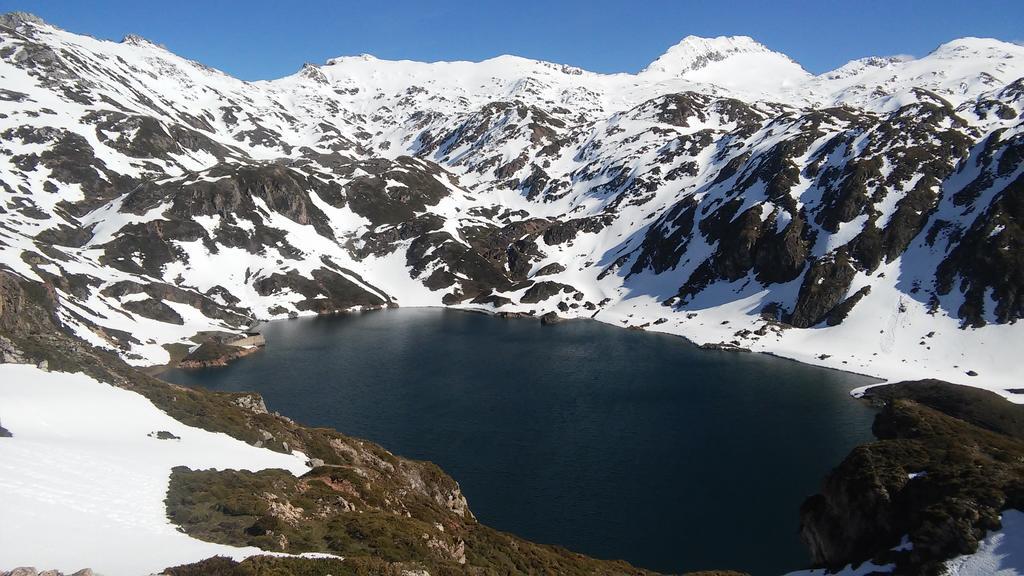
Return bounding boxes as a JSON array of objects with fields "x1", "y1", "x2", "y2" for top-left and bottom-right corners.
[
  {"x1": 166, "y1": 462, "x2": 651, "y2": 575},
  {"x1": 787, "y1": 252, "x2": 857, "y2": 328},
  {"x1": 799, "y1": 380, "x2": 1024, "y2": 575},
  {"x1": 254, "y1": 269, "x2": 388, "y2": 313},
  {"x1": 178, "y1": 340, "x2": 262, "y2": 369},
  {"x1": 232, "y1": 393, "x2": 269, "y2": 415},
  {"x1": 540, "y1": 311, "x2": 564, "y2": 325},
  {"x1": 122, "y1": 298, "x2": 185, "y2": 325},
  {"x1": 520, "y1": 281, "x2": 576, "y2": 304},
  {"x1": 935, "y1": 171, "x2": 1024, "y2": 327},
  {"x1": 0, "y1": 335, "x2": 27, "y2": 363}
]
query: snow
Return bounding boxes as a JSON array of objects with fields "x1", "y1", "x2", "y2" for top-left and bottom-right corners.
[
  {"x1": 0, "y1": 350, "x2": 1013, "y2": 576},
  {"x1": 0, "y1": 17, "x2": 1022, "y2": 575},
  {"x1": 785, "y1": 560, "x2": 895, "y2": 576},
  {"x1": 0, "y1": 17, "x2": 1020, "y2": 406},
  {"x1": 784, "y1": 510, "x2": 1024, "y2": 575},
  {"x1": 946, "y1": 510, "x2": 1024, "y2": 576},
  {"x1": 0, "y1": 364, "x2": 313, "y2": 576}
]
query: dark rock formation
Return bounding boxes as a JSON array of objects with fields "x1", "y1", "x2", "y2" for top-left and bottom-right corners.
[
  {"x1": 935, "y1": 172, "x2": 1023, "y2": 327},
  {"x1": 178, "y1": 341, "x2": 261, "y2": 369},
  {"x1": 540, "y1": 311, "x2": 564, "y2": 325},
  {"x1": 799, "y1": 380, "x2": 1024, "y2": 575},
  {"x1": 521, "y1": 281, "x2": 575, "y2": 304},
  {"x1": 534, "y1": 262, "x2": 567, "y2": 276},
  {"x1": 788, "y1": 252, "x2": 857, "y2": 328}
]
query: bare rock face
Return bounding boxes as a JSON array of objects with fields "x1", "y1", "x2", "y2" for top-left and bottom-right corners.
[
  {"x1": 935, "y1": 172, "x2": 1024, "y2": 327},
  {"x1": 521, "y1": 281, "x2": 576, "y2": 304},
  {"x1": 0, "y1": 11, "x2": 45, "y2": 28},
  {"x1": 787, "y1": 252, "x2": 857, "y2": 328}
]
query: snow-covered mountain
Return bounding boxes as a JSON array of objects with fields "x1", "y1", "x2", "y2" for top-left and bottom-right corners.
[{"x1": 0, "y1": 12, "x2": 1021, "y2": 396}]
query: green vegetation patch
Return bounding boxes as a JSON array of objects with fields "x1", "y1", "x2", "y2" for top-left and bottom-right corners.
[
  {"x1": 163, "y1": 554, "x2": 408, "y2": 576},
  {"x1": 800, "y1": 381, "x2": 1024, "y2": 575},
  {"x1": 166, "y1": 466, "x2": 653, "y2": 576}
]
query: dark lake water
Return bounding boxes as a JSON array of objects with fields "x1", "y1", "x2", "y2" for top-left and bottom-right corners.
[{"x1": 162, "y1": 308, "x2": 878, "y2": 575}]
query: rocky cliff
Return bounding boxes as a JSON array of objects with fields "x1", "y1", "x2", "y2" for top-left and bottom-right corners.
[{"x1": 799, "y1": 380, "x2": 1024, "y2": 575}]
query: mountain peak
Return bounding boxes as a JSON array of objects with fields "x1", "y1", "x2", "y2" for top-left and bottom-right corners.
[
  {"x1": 121, "y1": 33, "x2": 168, "y2": 51},
  {"x1": 325, "y1": 53, "x2": 380, "y2": 66},
  {"x1": 929, "y1": 36, "x2": 1024, "y2": 59},
  {"x1": 0, "y1": 11, "x2": 46, "y2": 29},
  {"x1": 640, "y1": 35, "x2": 779, "y2": 76},
  {"x1": 298, "y1": 62, "x2": 330, "y2": 84}
]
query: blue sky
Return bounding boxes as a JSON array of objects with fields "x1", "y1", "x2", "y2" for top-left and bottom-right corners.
[{"x1": 4, "y1": 0, "x2": 1023, "y2": 79}]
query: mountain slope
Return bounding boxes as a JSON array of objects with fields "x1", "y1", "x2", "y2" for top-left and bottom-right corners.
[{"x1": 0, "y1": 12, "x2": 1021, "y2": 396}]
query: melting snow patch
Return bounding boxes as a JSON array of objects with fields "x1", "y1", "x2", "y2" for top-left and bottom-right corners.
[
  {"x1": 891, "y1": 535, "x2": 914, "y2": 552},
  {"x1": 945, "y1": 509, "x2": 1024, "y2": 575}
]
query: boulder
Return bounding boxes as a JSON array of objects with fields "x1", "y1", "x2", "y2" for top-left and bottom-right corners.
[{"x1": 539, "y1": 311, "x2": 564, "y2": 325}]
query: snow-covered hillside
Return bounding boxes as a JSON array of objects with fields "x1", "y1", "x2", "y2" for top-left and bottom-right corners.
[
  {"x1": 0, "y1": 11, "x2": 1021, "y2": 397},
  {"x1": 0, "y1": 364, "x2": 316, "y2": 575}
]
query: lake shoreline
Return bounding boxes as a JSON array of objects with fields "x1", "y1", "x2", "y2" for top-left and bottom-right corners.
[
  {"x1": 150, "y1": 303, "x2": 894, "y2": 392},
  {"x1": 160, "y1": 307, "x2": 880, "y2": 574}
]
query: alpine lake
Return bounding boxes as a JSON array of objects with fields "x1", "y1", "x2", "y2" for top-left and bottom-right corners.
[{"x1": 162, "y1": 308, "x2": 879, "y2": 575}]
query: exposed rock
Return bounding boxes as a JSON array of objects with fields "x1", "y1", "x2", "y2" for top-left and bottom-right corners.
[
  {"x1": 520, "y1": 281, "x2": 575, "y2": 304},
  {"x1": 698, "y1": 342, "x2": 751, "y2": 352},
  {"x1": 788, "y1": 252, "x2": 857, "y2": 328},
  {"x1": 0, "y1": 335, "x2": 27, "y2": 363},
  {"x1": 0, "y1": 12, "x2": 46, "y2": 29},
  {"x1": 825, "y1": 285, "x2": 871, "y2": 326},
  {"x1": 232, "y1": 393, "x2": 269, "y2": 415},
  {"x1": 533, "y1": 262, "x2": 567, "y2": 276},
  {"x1": 254, "y1": 268, "x2": 387, "y2": 314},
  {"x1": 178, "y1": 341, "x2": 261, "y2": 369},
  {"x1": 539, "y1": 311, "x2": 564, "y2": 325},
  {"x1": 494, "y1": 311, "x2": 534, "y2": 319},
  {"x1": 935, "y1": 171, "x2": 1023, "y2": 327},
  {"x1": 799, "y1": 380, "x2": 1024, "y2": 574}
]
